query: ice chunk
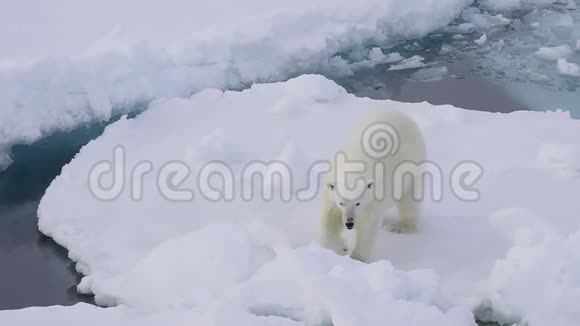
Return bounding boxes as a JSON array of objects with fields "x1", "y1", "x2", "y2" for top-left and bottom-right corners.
[
  {"x1": 367, "y1": 47, "x2": 387, "y2": 63},
  {"x1": 387, "y1": 55, "x2": 426, "y2": 71},
  {"x1": 440, "y1": 44, "x2": 454, "y2": 54},
  {"x1": 456, "y1": 23, "x2": 477, "y2": 33},
  {"x1": 557, "y1": 58, "x2": 580, "y2": 77},
  {"x1": 478, "y1": 0, "x2": 522, "y2": 11},
  {"x1": 462, "y1": 8, "x2": 511, "y2": 29},
  {"x1": 409, "y1": 66, "x2": 449, "y2": 81},
  {"x1": 475, "y1": 34, "x2": 488, "y2": 45},
  {"x1": 382, "y1": 52, "x2": 405, "y2": 64},
  {"x1": 539, "y1": 10, "x2": 574, "y2": 27},
  {"x1": 534, "y1": 45, "x2": 573, "y2": 61},
  {"x1": 348, "y1": 49, "x2": 405, "y2": 70},
  {"x1": 0, "y1": 146, "x2": 12, "y2": 171}
]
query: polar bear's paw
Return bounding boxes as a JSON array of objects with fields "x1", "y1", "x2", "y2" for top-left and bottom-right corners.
[{"x1": 387, "y1": 220, "x2": 417, "y2": 234}]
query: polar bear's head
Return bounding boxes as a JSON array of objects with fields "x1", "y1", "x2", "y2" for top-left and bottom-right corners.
[{"x1": 327, "y1": 179, "x2": 374, "y2": 230}]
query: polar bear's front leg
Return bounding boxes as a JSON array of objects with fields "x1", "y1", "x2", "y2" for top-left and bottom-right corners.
[
  {"x1": 350, "y1": 238, "x2": 373, "y2": 262},
  {"x1": 340, "y1": 228, "x2": 357, "y2": 256},
  {"x1": 349, "y1": 218, "x2": 379, "y2": 262},
  {"x1": 319, "y1": 203, "x2": 349, "y2": 255}
]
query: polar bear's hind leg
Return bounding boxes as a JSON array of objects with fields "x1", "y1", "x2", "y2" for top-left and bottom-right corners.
[{"x1": 389, "y1": 191, "x2": 419, "y2": 233}]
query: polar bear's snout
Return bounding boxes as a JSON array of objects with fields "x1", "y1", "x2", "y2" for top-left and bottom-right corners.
[{"x1": 345, "y1": 217, "x2": 354, "y2": 229}]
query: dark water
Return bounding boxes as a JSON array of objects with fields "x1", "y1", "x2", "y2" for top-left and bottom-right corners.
[
  {"x1": 0, "y1": 122, "x2": 112, "y2": 310},
  {"x1": 333, "y1": 35, "x2": 527, "y2": 114}
]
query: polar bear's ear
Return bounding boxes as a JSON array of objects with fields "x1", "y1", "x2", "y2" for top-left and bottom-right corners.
[
  {"x1": 327, "y1": 183, "x2": 335, "y2": 191},
  {"x1": 366, "y1": 180, "x2": 374, "y2": 189}
]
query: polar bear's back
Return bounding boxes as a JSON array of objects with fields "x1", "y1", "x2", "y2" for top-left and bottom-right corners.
[
  {"x1": 342, "y1": 109, "x2": 426, "y2": 164},
  {"x1": 326, "y1": 109, "x2": 426, "y2": 202}
]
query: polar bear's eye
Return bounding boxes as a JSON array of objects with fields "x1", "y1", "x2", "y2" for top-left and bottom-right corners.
[
  {"x1": 356, "y1": 203, "x2": 360, "y2": 206},
  {"x1": 339, "y1": 202, "x2": 344, "y2": 206}
]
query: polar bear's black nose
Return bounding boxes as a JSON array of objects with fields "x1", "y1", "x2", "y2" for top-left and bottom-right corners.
[{"x1": 345, "y1": 222, "x2": 354, "y2": 229}]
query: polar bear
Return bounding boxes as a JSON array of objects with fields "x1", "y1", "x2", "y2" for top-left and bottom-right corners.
[{"x1": 318, "y1": 110, "x2": 426, "y2": 262}]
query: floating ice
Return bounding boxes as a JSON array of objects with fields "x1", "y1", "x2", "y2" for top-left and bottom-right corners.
[
  {"x1": 343, "y1": 49, "x2": 405, "y2": 72},
  {"x1": 475, "y1": 34, "x2": 488, "y2": 45},
  {"x1": 478, "y1": 0, "x2": 522, "y2": 11},
  {"x1": 409, "y1": 66, "x2": 449, "y2": 81},
  {"x1": 35, "y1": 75, "x2": 580, "y2": 325},
  {"x1": 557, "y1": 58, "x2": 580, "y2": 77},
  {"x1": 387, "y1": 55, "x2": 427, "y2": 71},
  {"x1": 461, "y1": 8, "x2": 511, "y2": 29},
  {"x1": 534, "y1": 45, "x2": 574, "y2": 61},
  {"x1": 456, "y1": 23, "x2": 477, "y2": 33}
]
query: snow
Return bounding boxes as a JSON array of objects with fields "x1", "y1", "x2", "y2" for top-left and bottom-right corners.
[
  {"x1": 489, "y1": 214, "x2": 580, "y2": 326},
  {"x1": 576, "y1": 39, "x2": 580, "y2": 51},
  {"x1": 30, "y1": 74, "x2": 580, "y2": 325},
  {"x1": 0, "y1": 304, "x2": 202, "y2": 326},
  {"x1": 92, "y1": 222, "x2": 280, "y2": 309},
  {"x1": 535, "y1": 45, "x2": 574, "y2": 61},
  {"x1": 557, "y1": 58, "x2": 580, "y2": 77},
  {"x1": 0, "y1": 0, "x2": 471, "y2": 171},
  {"x1": 0, "y1": 247, "x2": 477, "y2": 326}
]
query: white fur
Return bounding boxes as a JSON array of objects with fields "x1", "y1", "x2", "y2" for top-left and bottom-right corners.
[{"x1": 318, "y1": 110, "x2": 426, "y2": 262}]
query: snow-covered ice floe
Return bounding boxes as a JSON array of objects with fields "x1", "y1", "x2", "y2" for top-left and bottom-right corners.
[
  {"x1": 0, "y1": 0, "x2": 470, "y2": 171},
  {"x1": 0, "y1": 246, "x2": 477, "y2": 326},
  {"x1": 21, "y1": 74, "x2": 580, "y2": 325}
]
